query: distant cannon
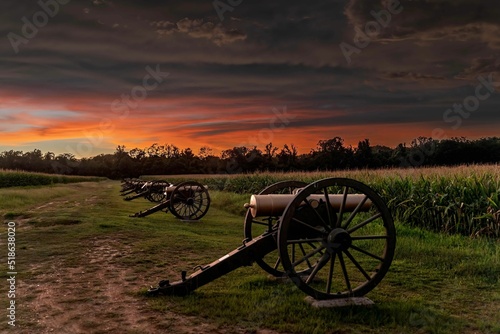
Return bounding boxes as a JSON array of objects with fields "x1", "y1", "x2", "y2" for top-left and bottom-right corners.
[
  {"x1": 120, "y1": 178, "x2": 147, "y2": 197},
  {"x1": 122, "y1": 180, "x2": 170, "y2": 203},
  {"x1": 128, "y1": 181, "x2": 210, "y2": 221},
  {"x1": 148, "y1": 178, "x2": 396, "y2": 300}
]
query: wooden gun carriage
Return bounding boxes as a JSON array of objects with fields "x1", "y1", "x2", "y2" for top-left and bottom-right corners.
[
  {"x1": 120, "y1": 179, "x2": 210, "y2": 221},
  {"x1": 149, "y1": 178, "x2": 396, "y2": 300}
]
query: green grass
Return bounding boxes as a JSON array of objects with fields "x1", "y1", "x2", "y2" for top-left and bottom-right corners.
[
  {"x1": 146, "y1": 219, "x2": 499, "y2": 334},
  {"x1": 0, "y1": 169, "x2": 106, "y2": 188},
  {"x1": 1, "y1": 178, "x2": 499, "y2": 333}
]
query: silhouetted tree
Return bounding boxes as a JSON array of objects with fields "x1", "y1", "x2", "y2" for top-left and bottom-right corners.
[
  {"x1": 1, "y1": 136, "x2": 500, "y2": 177},
  {"x1": 313, "y1": 137, "x2": 352, "y2": 170},
  {"x1": 277, "y1": 144, "x2": 298, "y2": 171},
  {"x1": 354, "y1": 139, "x2": 373, "y2": 168}
]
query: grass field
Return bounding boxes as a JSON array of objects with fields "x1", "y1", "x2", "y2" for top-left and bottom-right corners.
[
  {"x1": 0, "y1": 174, "x2": 499, "y2": 333},
  {"x1": 0, "y1": 169, "x2": 106, "y2": 188}
]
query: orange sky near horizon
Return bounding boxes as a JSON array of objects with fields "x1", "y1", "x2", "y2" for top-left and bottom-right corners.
[{"x1": 1, "y1": 90, "x2": 496, "y2": 157}]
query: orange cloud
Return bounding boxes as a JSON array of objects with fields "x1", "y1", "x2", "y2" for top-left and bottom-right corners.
[{"x1": 1, "y1": 88, "x2": 498, "y2": 157}]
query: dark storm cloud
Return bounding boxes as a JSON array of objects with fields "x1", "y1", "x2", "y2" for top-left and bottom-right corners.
[
  {"x1": 1, "y1": 0, "x2": 499, "y2": 154},
  {"x1": 341, "y1": 0, "x2": 500, "y2": 80},
  {"x1": 344, "y1": 0, "x2": 500, "y2": 42},
  {"x1": 2, "y1": 0, "x2": 341, "y2": 95},
  {"x1": 457, "y1": 57, "x2": 500, "y2": 79},
  {"x1": 152, "y1": 18, "x2": 246, "y2": 45},
  {"x1": 382, "y1": 71, "x2": 445, "y2": 82}
]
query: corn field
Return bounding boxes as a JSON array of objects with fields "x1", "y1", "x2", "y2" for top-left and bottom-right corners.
[
  {"x1": 376, "y1": 172, "x2": 500, "y2": 238},
  {"x1": 154, "y1": 164, "x2": 500, "y2": 238}
]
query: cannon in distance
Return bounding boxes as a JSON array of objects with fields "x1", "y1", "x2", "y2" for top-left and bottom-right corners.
[
  {"x1": 122, "y1": 180, "x2": 171, "y2": 203},
  {"x1": 120, "y1": 179, "x2": 210, "y2": 221},
  {"x1": 149, "y1": 178, "x2": 396, "y2": 300}
]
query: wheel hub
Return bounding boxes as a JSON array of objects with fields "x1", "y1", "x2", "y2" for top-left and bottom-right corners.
[
  {"x1": 186, "y1": 197, "x2": 194, "y2": 205},
  {"x1": 327, "y1": 228, "x2": 352, "y2": 251}
]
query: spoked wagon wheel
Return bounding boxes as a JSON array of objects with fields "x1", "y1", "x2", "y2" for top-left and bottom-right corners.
[
  {"x1": 170, "y1": 181, "x2": 210, "y2": 220},
  {"x1": 277, "y1": 178, "x2": 396, "y2": 300},
  {"x1": 146, "y1": 180, "x2": 168, "y2": 203},
  {"x1": 244, "y1": 180, "x2": 307, "y2": 277}
]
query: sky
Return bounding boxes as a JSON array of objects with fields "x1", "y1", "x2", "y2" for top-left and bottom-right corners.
[{"x1": 1, "y1": 0, "x2": 499, "y2": 157}]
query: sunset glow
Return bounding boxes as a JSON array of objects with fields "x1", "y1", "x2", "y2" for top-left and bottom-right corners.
[{"x1": 2, "y1": 1, "x2": 499, "y2": 157}]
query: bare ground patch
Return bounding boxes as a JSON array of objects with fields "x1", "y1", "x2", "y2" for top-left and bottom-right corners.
[{"x1": 15, "y1": 238, "x2": 280, "y2": 334}]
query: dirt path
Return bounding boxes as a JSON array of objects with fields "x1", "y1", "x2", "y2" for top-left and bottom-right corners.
[{"x1": 17, "y1": 238, "x2": 279, "y2": 334}]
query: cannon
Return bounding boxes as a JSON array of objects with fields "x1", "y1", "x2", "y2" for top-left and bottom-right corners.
[
  {"x1": 148, "y1": 178, "x2": 396, "y2": 300},
  {"x1": 121, "y1": 180, "x2": 170, "y2": 203},
  {"x1": 129, "y1": 181, "x2": 210, "y2": 221},
  {"x1": 120, "y1": 178, "x2": 147, "y2": 197}
]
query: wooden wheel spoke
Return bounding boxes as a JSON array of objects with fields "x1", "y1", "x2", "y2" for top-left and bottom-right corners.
[
  {"x1": 337, "y1": 252, "x2": 352, "y2": 293},
  {"x1": 347, "y1": 212, "x2": 382, "y2": 234},
  {"x1": 292, "y1": 218, "x2": 326, "y2": 235},
  {"x1": 273, "y1": 257, "x2": 281, "y2": 270},
  {"x1": 322, "y1": 188, "x2": 335, "y2": 228},
  {"x1": 290, "y1": 243, "x2": 326, "y2": 268},
  {"x1": 326, "y1": 252, "x2": 336, "y2": 294},
  {"x1": 307, "y1": 241, "x2": 324, "y2": 255},
  {"x1": 344, "y1": 249, "x2": 371, "y2": 281},
  {"x1": 351, "y1": 235, "x2": 387, "y2": 240},
  {"x1": 350, "y1": 244, "x2": 385, "y2": 262},
  {"x1": 176, "y1": 189, "x2": 188, "y2": 200},
  {"x1": 192, "y1": 195, "x2": 201, "y2": 204},
  {"x1": 298, "y1": 243, "x2": 313, "y2": 269},
  {"x1": 190, "y1": 204, "x2": 197, "y2": 216},
  {"x1": 304, "y1": 199, "x2": 331, "y2": 232},
  {"x1": 305, "y1": 252, "x2": 331, "y2": 284},
  {"x1": 335, "y1": 187, "x2": 349, "y2": 228},
  {"x1": 191, "y1": 200, "x2": 203, "y2": 212},
  {"x1": 343, "y1": 195, "x2": 369, "y2": 229},
  {"x1": 287, "y1": 238, "x2": 324, "y2": 244},
  {"x1": 174, "y1": 203, "x2": 183, "y2": 216}
]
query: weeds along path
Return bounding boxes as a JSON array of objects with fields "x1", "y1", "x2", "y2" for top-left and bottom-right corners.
[{"x1": 11, "y1": 181, "x2": 277, "y2": 334}]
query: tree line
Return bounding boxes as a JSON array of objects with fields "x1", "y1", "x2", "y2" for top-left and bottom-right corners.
[{"x1": 1, "y1": 136, "x2": 499, "y2": 179}]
